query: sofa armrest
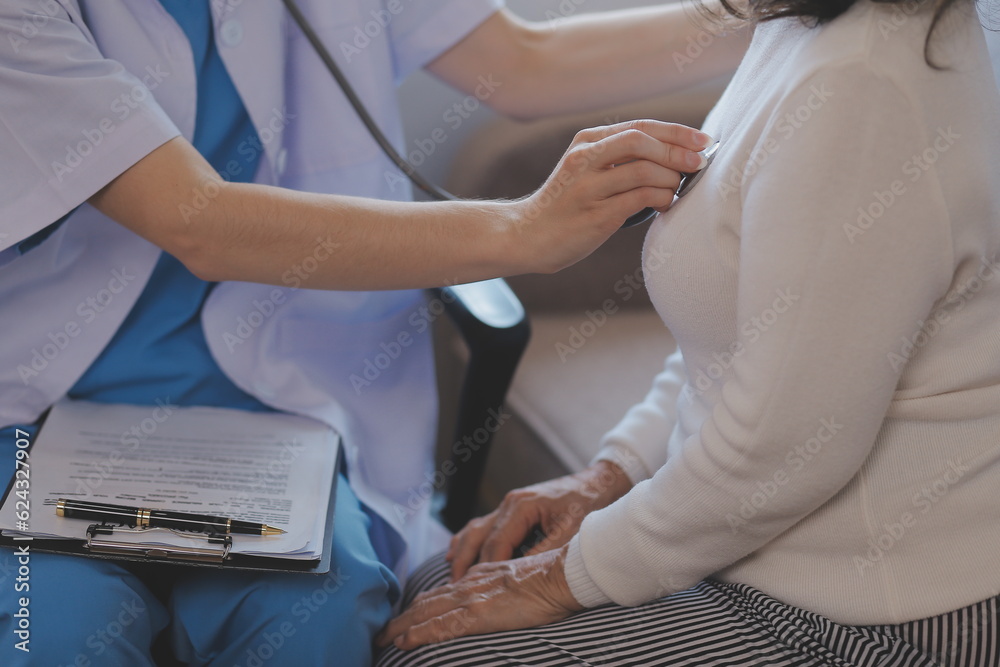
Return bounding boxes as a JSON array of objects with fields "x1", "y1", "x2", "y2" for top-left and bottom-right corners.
[{"x1": 432, "y1": 279, "x2": 530, "y2": 531}]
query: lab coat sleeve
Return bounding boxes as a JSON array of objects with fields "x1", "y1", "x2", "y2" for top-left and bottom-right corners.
[
  {"x1": 387, "y1": 0, "x2": 504, "y2": 82},
  {"x1": 0, "y1": 0, "x2": 180, "y2": 255}
]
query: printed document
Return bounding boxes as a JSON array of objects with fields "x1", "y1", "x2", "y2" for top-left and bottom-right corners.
[{"x1": 0, "y1": 400, "x2": 339, "y2": 560}]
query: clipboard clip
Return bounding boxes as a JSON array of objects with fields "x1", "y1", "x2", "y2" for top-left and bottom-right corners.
[{"x1": 85, "y1": 524, "x2": 233, "y2": 564}]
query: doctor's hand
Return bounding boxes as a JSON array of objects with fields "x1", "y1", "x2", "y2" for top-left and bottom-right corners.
[
  {"x1": 376, "y1": 545, "x2": 583, "y2": 651},
  {"x1": 511, "y1": 120, "x2": 711, "y2": 274},
  {"x1": 447, "y1": 460, "x2": 632, "y2": 581}
]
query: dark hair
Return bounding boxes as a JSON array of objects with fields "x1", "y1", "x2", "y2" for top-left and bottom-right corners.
[{"x1": 713, "y1": 0, "x2": 971, "y2": 68}]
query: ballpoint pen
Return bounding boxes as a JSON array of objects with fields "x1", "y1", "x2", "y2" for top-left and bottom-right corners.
[{"x1": 48, "y1": 498, "x2": 286, "y2": 535}]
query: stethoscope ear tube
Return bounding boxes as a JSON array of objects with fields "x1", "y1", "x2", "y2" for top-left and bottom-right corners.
[
  {"x1": 285, "y1": 0, "x2": 719, "y2": 233},
  {"x1": 282, "y1": 0, "x2": 457, "y2": 203}
]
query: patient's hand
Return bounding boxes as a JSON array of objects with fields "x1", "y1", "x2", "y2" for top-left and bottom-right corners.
[
  {"x1": 447, "y1": 460, "x2": 632, "y2": 580},
  {"x1": 378, "y1": 546, "x2": 583, "y2": 650}
]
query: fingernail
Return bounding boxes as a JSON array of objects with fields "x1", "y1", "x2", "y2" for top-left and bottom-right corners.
[
  {"x1": 686, "y1": 151, "x2": 707, "y2": 170},
  {"x1": 695, "y1": 131, "x2": 714, "y2": 149}
]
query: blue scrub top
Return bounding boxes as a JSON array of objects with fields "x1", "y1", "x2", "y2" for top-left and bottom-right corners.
[{"x1": 68, "y1": 0, "x2": 267, "y2": 413}]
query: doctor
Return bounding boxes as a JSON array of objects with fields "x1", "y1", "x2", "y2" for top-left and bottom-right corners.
[{"x1": 0, "y1": 0, "x2": 746, "y2": 665}]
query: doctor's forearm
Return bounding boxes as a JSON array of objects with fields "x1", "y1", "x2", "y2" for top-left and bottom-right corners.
[
  {"x1": 188, "y1": 183, "x2": 526, "y2": 290},
  {"x1": 89, "y1": 127, "x2": 700, "y2": 290},
  {"x1": 430, "y1": 5, "x2": 751, "y2": 120},
  {"x1": 88, "y1": 139, "x2": 524, "y2": 290}
]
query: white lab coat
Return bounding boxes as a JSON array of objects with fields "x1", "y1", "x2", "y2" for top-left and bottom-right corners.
[{"x1": 0, "y1": 0, "x2": 502, "y2": 574}]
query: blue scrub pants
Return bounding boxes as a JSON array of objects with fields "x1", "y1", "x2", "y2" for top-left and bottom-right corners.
[{"x1": 0, "y1": 470, "x2": 399, "y2": 666}]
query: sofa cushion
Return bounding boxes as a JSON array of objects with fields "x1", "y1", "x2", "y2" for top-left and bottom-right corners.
[{"x1": 503, "y1": 308, "x2": 676, "y2": 475}]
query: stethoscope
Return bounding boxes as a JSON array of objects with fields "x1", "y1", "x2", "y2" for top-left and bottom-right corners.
[
  {"x1": 280, "y1": 0, "x2": 716, "y2": 230},
  {"x1": 620, "y1": 140, "x2": 720, "y2": 228}
]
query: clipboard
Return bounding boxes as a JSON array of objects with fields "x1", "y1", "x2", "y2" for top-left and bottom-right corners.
[
  {"x1": 0, "y1": 482, "x2": 337, "y2": 574},
  {"x1": 0, "y1": 407, "x2": 340, "y2": 575}
]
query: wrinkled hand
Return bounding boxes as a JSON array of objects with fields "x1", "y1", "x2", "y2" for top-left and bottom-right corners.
[
  {"x1": 376, "y1": 545, "x2": 583, "y2": 651},
  {"x1": 512, "y1": 120, "x2": 712, "y2": 275},
  {"x1": 447, "y1": 460, "x2": 632, "y2": 581}
]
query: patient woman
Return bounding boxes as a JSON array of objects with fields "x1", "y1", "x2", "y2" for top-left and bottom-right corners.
[{"x1": 377, "y1": 0, "x2": 1000, "y2": 663}]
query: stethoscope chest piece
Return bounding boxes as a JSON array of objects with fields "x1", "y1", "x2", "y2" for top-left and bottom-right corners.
[
  {"x1": 621, "y1": 140, "x2": 721, "y2": 228},
  {"x1": 675, "y1": 140, "x2": 720, "y2": 198}
]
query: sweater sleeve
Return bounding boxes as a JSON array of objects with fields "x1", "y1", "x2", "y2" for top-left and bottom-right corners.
[
  {"x1": 591, "y1": 347, "x2": 688, "y2": 484},
  {"x1": 564, "y1": 61, "x2": 955, "y2": 608}
]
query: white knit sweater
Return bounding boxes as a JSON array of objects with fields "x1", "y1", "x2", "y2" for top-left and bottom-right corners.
[{"x1": 564, "y1": 0, "x2": 1000, "y2": 625}]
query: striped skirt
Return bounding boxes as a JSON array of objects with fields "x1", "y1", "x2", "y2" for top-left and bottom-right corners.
[{"x1": 376, "y1": 554, "x2": 999, "y2": 667}]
